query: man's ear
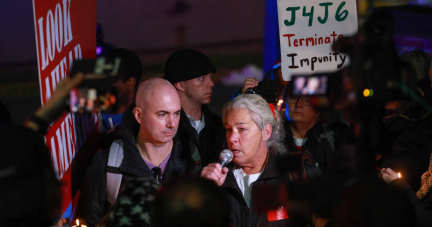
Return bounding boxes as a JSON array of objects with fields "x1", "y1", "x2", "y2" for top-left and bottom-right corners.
[
  {"x1": 262, "y1": 123, "x2": 272, "y2": 142},
  {"x1": 133, "y1": 107, "x2": 142, "y2": 124},
  {"x1": 174, "y1": 82, "x2": 185, "y2": 92},
  {"x1": 127, "y1": 78, "x2": 136, "y2": 88}
]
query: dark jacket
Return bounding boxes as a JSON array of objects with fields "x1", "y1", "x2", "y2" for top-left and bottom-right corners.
[
  {"x1": 76, "y1": 107, "x2": 194, "y2": 227},
  {"x1": 382, "y1": 118, "x2": 432, "y2": 191},
  {"x1": 390, "y1": 178, "x2": 432, "y2": 227},
  {"x1": 176, "y1": 105, "x2": 226, "y2": 167},
  {"x1": 284, "y1": 121, "x2": 353, "y2": 172},
  {"x1": 381, "y1": 77, "x2": 432, "y2": 190},
  {"x1": 221, "y1": 151, "x2": 293, "y2": 227}
]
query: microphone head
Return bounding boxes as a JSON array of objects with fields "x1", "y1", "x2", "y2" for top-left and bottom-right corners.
[{"x1": 220, "y1": 149, "x2": 233, "y2": 163}]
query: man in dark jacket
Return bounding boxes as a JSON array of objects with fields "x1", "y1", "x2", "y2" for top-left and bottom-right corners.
[
  {"x1": 163, "y1": 49, "x2": 226, "y2": 169},
  {"x1": 77, "y1": 78, "x2": 195, "y2": 226},
  {"x1": 381, "y1": 73, "x2": 432, "y2": 191}
]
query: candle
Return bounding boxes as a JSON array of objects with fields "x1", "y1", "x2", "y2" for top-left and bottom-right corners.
[
  {"x1": 71, "y1": 219, "x2": 79, "y2": 227},
  {"x1": 398, "y1": 172, "x2": 401, "y2": 178},
  {"x1": 71, "y1": 219, "x2": 87, "y2": 227}
]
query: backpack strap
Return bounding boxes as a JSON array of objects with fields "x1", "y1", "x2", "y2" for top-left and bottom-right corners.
[{"x1": 106, "y1": 139, "x2": 124, "y2": 205}]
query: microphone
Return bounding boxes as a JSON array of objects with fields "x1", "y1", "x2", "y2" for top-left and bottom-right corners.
[{"x1": 218, "y1": 149, "x2": 233, "y2": 167}]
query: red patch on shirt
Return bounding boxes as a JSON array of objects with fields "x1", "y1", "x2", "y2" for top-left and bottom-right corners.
[
  {"x1": 195, "y1": 160, "x2": 201, "y2": 165},
  {"x1": 267, "y1": 206, "x2": 289, "y2": 221}
]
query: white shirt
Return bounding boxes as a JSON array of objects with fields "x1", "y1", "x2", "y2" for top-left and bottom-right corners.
[
  {"x1": 233, "y1": 166, "x2": 263, "y2": 208},
  {"x1": 185, "y1": 113, "x2": 205, "y2": 163},
  {"x1": 293, "y1": 137, "x2": 307, "y2": 147},
  {"x1": 185, "y1": 113, "x2": 205, "y2": 134}
]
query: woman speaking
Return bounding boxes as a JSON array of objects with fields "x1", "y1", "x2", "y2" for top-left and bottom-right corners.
[{"x1": 201, "y1": 94, "x2": 295, "y2": 227}]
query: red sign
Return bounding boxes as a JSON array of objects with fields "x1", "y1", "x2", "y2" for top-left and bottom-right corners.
[{"x1": 32, "y1": 0, "x2": 96, "y2": 217}]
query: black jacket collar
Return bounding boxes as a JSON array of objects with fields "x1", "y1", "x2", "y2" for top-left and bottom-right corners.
[
  {"x1": 222, "y1": 151, "x2": 281, "y2": 197},
  {"x1": 177, "y1": 104, "x2": 225, "y2": 166},
  {"x1": 178, "y1": 105, "x2": 214, "y2": 137}
]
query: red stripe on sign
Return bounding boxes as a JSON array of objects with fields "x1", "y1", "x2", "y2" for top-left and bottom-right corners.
[{"x1": 267, "y1": 206, "x2": 289, "y2": 222}]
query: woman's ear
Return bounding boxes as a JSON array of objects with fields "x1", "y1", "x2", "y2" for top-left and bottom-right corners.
[
  {"x1": 133, "y1": 107, "x2": 142, "y2": 124},
  {"x1": 262, "y1": 124, "x2": 272, "y2": 142}
]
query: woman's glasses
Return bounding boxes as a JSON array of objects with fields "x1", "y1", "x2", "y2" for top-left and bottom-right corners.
[{"x1": 287, "y1": 97, "x2": 312, "y2": 106}]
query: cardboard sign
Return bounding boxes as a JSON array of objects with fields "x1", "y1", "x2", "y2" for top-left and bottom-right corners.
[
  {"x1": 32, "y1": 0, "x2": 96, "y2": 217},
  {"x1": 277, "y1": 0, "x2": 358, "y2": 81}
]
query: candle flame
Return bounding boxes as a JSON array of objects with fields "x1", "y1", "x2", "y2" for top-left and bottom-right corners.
[
  {"x1": 278, "y1": 99, "x2": 283, "y2": 104},
  {"x1": 398, "y1": 172, "x2": 401, "y2": 178},
  {"x1": 77, "y1": 219, "x2": 79, "y2": 225}
]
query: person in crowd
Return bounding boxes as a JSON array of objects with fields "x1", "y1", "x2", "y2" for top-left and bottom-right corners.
[
  {"x1": 77, "y1": 78, "x2": 195, "y2": 227},
  {"x1": 163, "y1": 49, "x2": 226, "y2": 169},
  {"x1": 380, "y1": 49, "x2": 432, "y2": 191},
  {"x1": 99, "y1": 48, "x2": 142, "y2": 135},
  {"x1": 201, "y1": 94, "x2": 319, "y2": 227},
  {"x1": 97, "y1": 177, "x2": 159, "y2": 227},
  {"x1": 379, "y1": 166, "x2": 432, "y2": 227},
  {"x1": 153, "y1": 176, "x2": 232, "y2": 227},
  {"x1": 0, "y1": 74, "x2": 84, "y2": 227},
  {"x1": 72, "y1": 48, "x2": 143, "y2": 202},
  {"x1": 284, "y1": 90, "x2": 353, "y2": 172}
]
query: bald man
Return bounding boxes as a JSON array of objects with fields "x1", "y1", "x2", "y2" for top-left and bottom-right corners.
[{"x1": 77, "y1": 78, "x2": 195, "y2": 226}]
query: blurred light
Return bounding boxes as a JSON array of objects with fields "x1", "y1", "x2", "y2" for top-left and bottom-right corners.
[
  {"x1": 363, "y1": 89, "x2": 370, "y2": 97},
  {"x1": 398, "y1": 172, "x2": 401, "y2": 178},
  {"x1": 96, "y1": 46, "x2": 103, "y2": 55},
  {"x1": 273, "y1": 62, "x2": 281, "y2": 69},
  {"x1": 278, "y1": 99, "x2": 283, "y2": 104},
  {"x1": 369, "y1": 89, "x2": 374, "y2": 97}
]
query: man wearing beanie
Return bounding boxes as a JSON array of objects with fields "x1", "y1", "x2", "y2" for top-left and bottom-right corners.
[{"x1": 164, "y1": 49, "x2": 226, "y2": 169}]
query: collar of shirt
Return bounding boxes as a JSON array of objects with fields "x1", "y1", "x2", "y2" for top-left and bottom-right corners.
[
  {"x1": 185, "y1": 113, "x2": 205, "y2": 134},
  {"x1": 143, "y1": 152, "x2": 172, "y2": 174},
  {"x1": 233, "y1": 165, "x2": 263, "y2": 208}
]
